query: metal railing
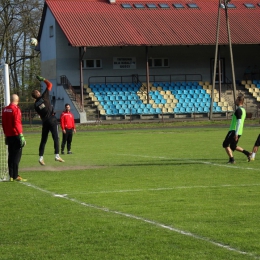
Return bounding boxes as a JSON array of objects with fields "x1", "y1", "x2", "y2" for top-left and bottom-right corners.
[
  {"x1": 60, "y1": 75, "x2": 84, "y2": 112},
  {"x1": 88, "y1": 74, "x2": 203, "y2": 85}
]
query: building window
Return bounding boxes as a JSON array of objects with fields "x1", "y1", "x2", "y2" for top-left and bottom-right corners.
[
  {"x1": 244, "y1": 3, "x2": 255, "y2": 8},
  {"x1": 187, "y1": 3, "x2": 199, "y2": 8},
  {"x1": 158, "y1": 3, "x2": 170, "y2": 8},
  {"x1": 173, "y1": 3, "x2": 184, "y2": 8},
  {"x1": 147, "y1": 3, "x2": 157, "y2": 8},
  {"x1": 149, "y1": 58, "x2": 169, "y2": 68},
  {"x1": 49, "y1": 26, "x2": 54, "y2": 37},
  {"x1": 227, "y1": 3, "x2": 236, "y2": 8},
  {"x1": 83, "y1": 59, "x2": 102, "y2": 69},
  {"x1": 134, "y1": 3, "x2": 145, "y2": 8},
  {"x1": 121, "y1": 3, "x2": 132, "y2": 8}
]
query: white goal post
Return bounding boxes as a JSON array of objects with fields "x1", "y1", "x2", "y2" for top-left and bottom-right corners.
[{"x1": 0, "y1": 64, "x2": 10, "y2": 181}]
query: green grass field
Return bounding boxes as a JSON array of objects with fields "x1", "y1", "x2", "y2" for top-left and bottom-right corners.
[{"x1": 1, "y1": 125, "x2": 260, "y2": 260}]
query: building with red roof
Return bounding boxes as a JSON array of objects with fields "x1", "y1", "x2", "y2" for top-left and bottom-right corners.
[{"x1": 37, "y1": 0, "x2": 260, "y2": 121}]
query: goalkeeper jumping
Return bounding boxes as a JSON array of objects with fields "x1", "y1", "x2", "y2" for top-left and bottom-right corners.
[{"x1": 31, "y1": 76, "x2": 64, "y2": 165}]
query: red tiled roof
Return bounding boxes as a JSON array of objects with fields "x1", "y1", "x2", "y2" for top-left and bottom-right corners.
[{"x1": 43, "y1": 0, "x2": 260, "y2": 47}]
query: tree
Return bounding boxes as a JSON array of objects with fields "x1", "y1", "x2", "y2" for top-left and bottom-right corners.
[{"x1": 0, "y1": 0, "x2": 43, "y2": 100}]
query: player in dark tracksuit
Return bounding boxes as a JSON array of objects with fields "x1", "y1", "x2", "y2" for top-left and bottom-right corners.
[{"x1": 31, "y1": 75, "x2": 64, "y2": 165}]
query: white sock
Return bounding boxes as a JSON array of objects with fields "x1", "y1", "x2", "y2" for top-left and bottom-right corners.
[
  {"x1": 251, "y1": 152, "x2": 256, "y2": 159},
  {"x1": 39, "y1": 156, "x2": 43, "y2": 161},
  {"x1": 55, "y1": 154, "x2": 60, "y2": 159}
]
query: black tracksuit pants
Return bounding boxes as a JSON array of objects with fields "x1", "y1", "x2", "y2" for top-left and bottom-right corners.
[
  {"x1": 61, "y1": 128, "x2": 73, "y2": 152},
  {"x1": 39, "y1": 115, "x2": 60, "y2": 156},
  {"x1": 7, "y1": 136, "x2": 22, "y2": 179}
]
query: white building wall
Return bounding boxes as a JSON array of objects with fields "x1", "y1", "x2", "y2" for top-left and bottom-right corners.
[{"x1": 55, "y1": 44, "x2": 260, "y2": 86}]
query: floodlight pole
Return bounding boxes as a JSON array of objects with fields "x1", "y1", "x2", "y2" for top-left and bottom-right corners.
[
  {"x1": 79, "y1": 47, "x2": 86, "y2": 111},
  {"x1": 146, "y1": 46, "x2": 150, "y2": 104},
  {"x1": 224, "y1": 0, "x2": 237, "y2": 108},
  {"x1": 209, "y1": 0, "x2": 221, "y2": 120}
]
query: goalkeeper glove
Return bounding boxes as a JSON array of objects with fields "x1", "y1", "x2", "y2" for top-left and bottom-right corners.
[
  {"x1": 36, "y1": 75, "x2": 45, "y2": 82},
  {"x1": 19, "y1": 134, "x2": 26, "y2": 148}
]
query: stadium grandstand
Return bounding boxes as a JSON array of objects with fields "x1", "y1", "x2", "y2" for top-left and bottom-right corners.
[{"x1": 37, "y1": 0, "x2": 260, "y2": 122}]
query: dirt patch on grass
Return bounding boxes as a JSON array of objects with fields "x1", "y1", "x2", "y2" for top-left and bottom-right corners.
[{"x1": 20, "y1": 165, "x2": 106, "y2": 172}]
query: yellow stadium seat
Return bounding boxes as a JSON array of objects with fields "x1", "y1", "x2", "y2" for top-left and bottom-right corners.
[{"x1": 100, "y1": 109, "x2": 106, "y2": 115}]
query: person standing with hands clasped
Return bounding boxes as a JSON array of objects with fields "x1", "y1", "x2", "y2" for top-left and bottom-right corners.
[
  {"x1": 31, "y1": 75, "x2": 64, "y2": 165},
  {"x1": 2, "y1": 94, "x2": 27, "y2": 181},
  {"x1": 60, "y1": 104, "x2": 76, "y2": 154},
  {"x1": 222, "y1": 94, "x2": 251, "y2": 164}
]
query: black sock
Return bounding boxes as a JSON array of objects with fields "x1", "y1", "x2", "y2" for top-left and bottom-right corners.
[{"x1": 242, "y1": 150, "x2": 250, "y2": 156}]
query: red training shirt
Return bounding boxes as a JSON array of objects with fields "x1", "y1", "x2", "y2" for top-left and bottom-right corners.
[
  {"x1": 60, "y1": 111, "x2": 75, "y2": 130},
  {"x1": 2, "y1": 103, "x2": 23, "y2": 136}
]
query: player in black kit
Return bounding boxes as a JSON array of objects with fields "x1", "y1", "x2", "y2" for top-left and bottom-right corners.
[{"x1": 31, "y1": 75, "x2": 64, "y2": 165}]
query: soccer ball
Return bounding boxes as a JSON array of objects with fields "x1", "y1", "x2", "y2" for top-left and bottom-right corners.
[{"x1": 30, "y1": 38, "x2": 38, "y2": 47}]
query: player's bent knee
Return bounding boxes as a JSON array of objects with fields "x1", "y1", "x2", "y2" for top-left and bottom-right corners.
[{"x1": 230, "y1": 144, "x2": 236, "y2": 151}]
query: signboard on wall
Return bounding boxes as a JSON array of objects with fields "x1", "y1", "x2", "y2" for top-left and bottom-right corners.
[{"x1": 113, "y1": 57, "x2": 136, "y2": 69}]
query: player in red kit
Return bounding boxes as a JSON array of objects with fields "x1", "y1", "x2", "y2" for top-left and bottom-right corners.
[
  {"x1": 60, "y1": 104, "x2": 76, "y2": 154},
  {"x1": 2, "y1": 94, "x2": 26, "y2": 181}
]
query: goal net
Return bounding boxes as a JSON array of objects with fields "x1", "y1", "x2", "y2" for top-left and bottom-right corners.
[{"x1": 0, "y1": 64, "x2": 10, "y2": 181}]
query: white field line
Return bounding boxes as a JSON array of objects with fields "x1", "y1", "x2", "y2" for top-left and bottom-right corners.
[
  {"x1": 21, "y1": 182, "x2": 259, "y2": 259},
  {"x1": 67, "y1": 183, "x2": 260, "y2": 195},
  {"x1": 118, "y1": 154, "x2": 260, "y2": 171}
]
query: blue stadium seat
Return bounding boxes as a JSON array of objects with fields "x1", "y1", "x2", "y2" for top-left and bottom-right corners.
[
  {"x1": 174, "y1": 107, "x2": 180, "y2": 113},
  {"x1": 119, "y1": 108, "x2": 124, "y2": 114},
  {"x1": 125, "y1": 108, "x2": 130, "y2": 114},
  {"x1": 161, "y1": 99, "x2": 166, "y2": 104},
  {"x1": 150, "y1": 108, "x2": 156, "y2": 114},
  {"x1": 131, "y1": 108, "x2": 137, "y2": 114},
  {"x1": 197, "y1": 107, "x2": 203, "y2": 113},
  {"x1": 186, "y1": 107, "x2": 192, "y2": 113},
  {"x1": 143, "y1": 108, "x2": 149, "y2": 114},
  {"x1": 215, "y1": 106, "x2": 222, "y2": 112},
  {"x1": 180, "y1": 107, "x2": 185, "y2": 113},
  {"x1": 155, "y1": 108, "x2": 162, "y2": 114},
  {"x1": 106, "y1": 109, "x2": 113, "y2": 115},
  {"x1": 137, "y1": 108, "x2": 143, "y2": 114}
]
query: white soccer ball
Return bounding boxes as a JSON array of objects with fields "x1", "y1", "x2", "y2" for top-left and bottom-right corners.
[{"x1": 30, "y1": 38, "x2": 38, "y2": 47}]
